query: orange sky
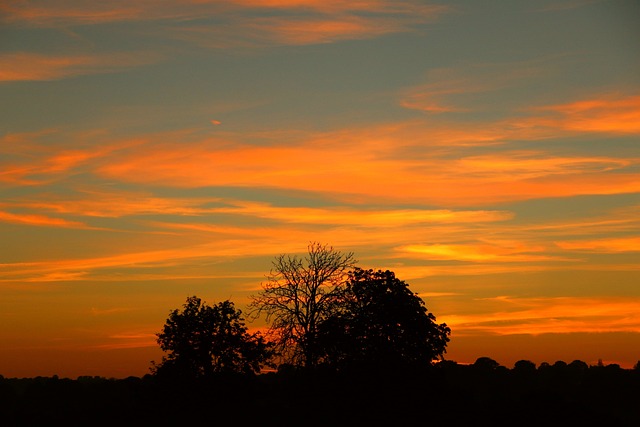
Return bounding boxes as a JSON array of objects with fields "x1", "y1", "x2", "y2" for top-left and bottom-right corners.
[{"x1": 1, "y1": 0, "x2": 639, "y2": 378}]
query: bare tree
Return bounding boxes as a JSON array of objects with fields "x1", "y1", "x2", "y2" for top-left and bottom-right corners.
[{"x1": 250, "y1": 242, "x2": 356, "y2": 369}]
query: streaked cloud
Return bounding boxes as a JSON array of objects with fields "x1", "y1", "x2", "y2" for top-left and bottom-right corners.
[
  {"x1": 195, "y1": 202, "x2": 514, "y2": 226},
  {"x1": 399, "y1": 242, "x2": 561, "y2": 263},
  {"x1": 93, "y1": 331, "x2": 158, "y2": 350},
  {"x1": 556, "y1": 237, "x2": 640, "y2": 252},
  {"x1": 0, "y1": 131, "x2": 145, "y2": 185},
  {"x1": 400, "y1": 62, "x2": 543, "y2": 114},
  {"x1": 0, "y1": 210, "x2": 90, "y2": 229},
  {"x1": 3, "y1": 0, "x2": 447, "y2": 48},
  {"x1": 0, "y1": 52, "x2": 161, "y2": 82},
  {"x1": 443, "y1": 297, "x2": 640, "y2": 335},
  {"x1": 4, "y1": 192, "x2": 223, "y2": 218},
  {"x1": 94, "y1": 135, "x2": 638, "y2": 205},
  {"x1": 530, "y1": 94, "x2": 640, "y2": 134},
  {"x1": 4, "y1": 123, "x2": 637, "y2": 206}
]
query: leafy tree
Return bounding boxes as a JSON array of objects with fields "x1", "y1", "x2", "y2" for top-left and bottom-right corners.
[
  {"x1": 513, "y1": 360, "x2": 537, "y2": 380},
  {"x1": 153, "y1": 296, "x2": 273, "y2": 378},
  {"x1": 513, "y1": 359, "x2": 537, "y2": 372},
  {"x1": 473, "y1": 357, "x2": 501, "y2": 371},
  {"x1": 250, "y1": 242, "x2": 356, "y2": 369},
  {"x1": 512, "y1": 360, "x2": 536, "y2": 372},
  {"x1": 567, "y1": 360, "x2": 588, "y2": 371},
  {"x1": 318, "y1": 268, "x2": 451, "y2": 371}
]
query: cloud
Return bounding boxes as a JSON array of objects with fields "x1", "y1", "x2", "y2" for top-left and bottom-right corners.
[
  {"x1": 93, "y1": 331, "x2": 158, "y2": 350},
  {"x1": 0, "y1": 130, "x2": 145, "y2": 185},
  {"x1": 556, "y1": 237, "x2": 640, "y2": 253},
  {"x1": 398, "y1": 242, "x2": 562, "y2": 263},
  {"x1": 0, "y1": 210, "x2": 91, "y2": 229},
  {"x1": 0, "y1": 52, "x2": 161, "y2": 82},
  {"x1": 2, "y1": 1, "x2": 143, "y2": 26},
  {"x1": 252, "y1": 16, "x2": 405, "y2": 45},
  {"x1": 529, "y1": 94, "x2": 640, "y2": 134},
  {"x1": 3, "y1": 0, "x2": 447, "y2": 47},
  {"x1": 5, "y1": 192, "x2": 224, "y2": 218},
  {"x1": 399, "y1": 62, "x2": 544, "y2": 114},
  {"x1": 455, "y1": 153, "x2": 632, "y2": 179},
  {"x1": 94, "y1": 133, "x2": 639, "y2": 205},
  {"x1": 442, "y1": 297, "x2": 640, "y2": 335},
  {"x1": 401, "y1": 62, "x2": 640, "y2": 138},
  {"x1": 0, "y1": 237, "x2": 313, "y2": 283},
  {"x1": 2, "y1": 191, "x2": 638, "y2": 285},
  {"x1": 4, "y1": 121, "x2": 638, "y2": 209},
  {"x1": 2, "y1": 189, "x2": 512, "y2": 227},
  {"x1": 195, "y1": 202, "x2": 515, "y2": 226},
  {"x1": 172, "y1": 9, "x2": 443, "y2": 48},
  {"x1": 1, "y1": 0, "x2": 221, "y2": 26}
]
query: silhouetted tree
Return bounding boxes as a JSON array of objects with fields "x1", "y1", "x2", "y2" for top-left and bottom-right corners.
[
  {"x1": 250, "y1": 242, "x2": 356, "y2": 368},
  {"x1": 568, "y1": 360, "x2": 589, "y2": 371},
  {"x1": 153, "y1": 296, "x2": 273, "y2": 378},
  {"x1": 553, "y1": 360, "x2": 568, "y2": 369},
  {"x1": 318, "y1": 268, "x2": 451, "y2": 371},
  {"x1": 473, "y1": 357, "x2": 501, "y2": 371},
  {"x1": 513, "y1": 359, "x2": 537, "y2": 373}
]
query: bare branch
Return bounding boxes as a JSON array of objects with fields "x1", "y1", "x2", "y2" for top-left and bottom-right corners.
[{"x1": 249, "y1": 242, "x2": 356, "y2": 368}]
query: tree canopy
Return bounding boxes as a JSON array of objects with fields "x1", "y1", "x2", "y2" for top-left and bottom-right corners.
[
  {"x1": 318, "y1": 268, "x2": 451, "y2": 371},
  {"x1": 154, "y1": 296, "x2": 273, "y2": 378}
]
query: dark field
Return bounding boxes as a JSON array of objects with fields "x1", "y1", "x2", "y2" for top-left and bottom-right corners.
[{"x1": 2, "y1": 361, "x2": 639, "y2": 427}]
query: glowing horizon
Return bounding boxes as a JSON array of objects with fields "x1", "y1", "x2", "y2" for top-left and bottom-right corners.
[{"x1": 1, "y1": 0, "x2": 639, "y2": 378}]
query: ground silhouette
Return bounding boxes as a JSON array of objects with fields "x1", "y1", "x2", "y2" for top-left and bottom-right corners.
[{"x1": 2, "y1": 360, "x2": 639, "y2": 426}]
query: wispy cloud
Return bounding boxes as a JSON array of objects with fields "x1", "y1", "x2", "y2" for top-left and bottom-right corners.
[
  {"x1": 443, "y1": 297, "x2": 640, "y2": 335},
  {"x1": 529, "y1": 94, "x2": 640, "y2": 134},
  {"x1": 6, "y1": 122, "x2": 636, "y2": 206},
  {"x1": 400, "y1": 62, "x2": 543, "y2": 114},
  {"x1": 92, "y1": 330, "x2": 158, "y2": 350},
  {"x1": 2, "y1": 1, "x2": 153, "y2": 26},
  {"x1": 5, "y1": 192, "x2": 223, "y2": 218},
  {"x1": 191, "y1": 202, "x2": 514, "y2": 226},
  {"x1": 95, "y1": 134, "x2": 639, "y2": 205},
  {"x1": 0, "y1": 52, "x2": 161, "y2": 82},
  {"x1": 3, "y1": 0, "x2": 447, "y2": 47},
  {"x1": 0, "y1": 131, "x2": 145, "y2": 185},
  {"x1": 556, "y1": 237, "x2": 640, "y2": 253},
  {"x1": 398, "y1": 242, "x2": 563, "y2": 263},
  {"x1": 0, "y1": 210, "x2": 91, "y2": 229}
]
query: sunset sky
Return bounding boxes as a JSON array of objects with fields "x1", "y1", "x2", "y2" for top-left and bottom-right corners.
[{"x1": 1, "y1": 0, "x2": 639, "y2": 378}]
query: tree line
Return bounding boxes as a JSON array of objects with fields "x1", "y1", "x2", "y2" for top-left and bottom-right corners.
[
  {"x1": 3, "y1": 358, "x2": 639, "y2": 426},
  {"x1": 152, "y1": 242, "x2": 451, "y2": 378}
]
